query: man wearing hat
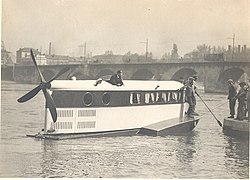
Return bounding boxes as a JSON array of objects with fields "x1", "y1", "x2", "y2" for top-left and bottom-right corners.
[
  {"x1": 227, "y1": 79, "x2": 237, "y2": 118},
  {"x1": 234, "y1": 81, "x2": 247, "y2": 120},
  {"x1": 191, "y1": 74, "x2": 199, "y2": 115},
  {"x1": 109, "y1": 70, "x2": 124, "y2": 86},
  {"x1": 186, "y1": 77, "x2": 196, "y2": 118},
  {"x1": 192, "y1": 74, "x2": 198, "y2": 82},
  {"x1": 247, "y1": 79, "x2": 250, "y2": 121}
]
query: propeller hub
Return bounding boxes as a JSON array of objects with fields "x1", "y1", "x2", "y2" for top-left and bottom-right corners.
[
  {"x1": 45, "y1": 82, "x2": 51, "y2": 89},
  {"x1": 39, "y1": 82, "x2": 51, "y2": 89}
]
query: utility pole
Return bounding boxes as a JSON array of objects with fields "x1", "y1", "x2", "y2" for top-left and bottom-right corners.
[
  {"x1": 140, "y1": 38, "x2": 148, "y2": 61},
  {"x1": 78, "y1": 45, "x2": 84, "y2": 58},
  {"x1": 12, "y1": 60, "x2": 15, "y2": 81},
  {"x1": 84, "y1": 42, "x2": 86, "y2": 61},
  {"x1": 232, "y1": 33, "x2": 235, "y2": 61},
  {"x1": 49, "y1": 42, "x2": 52, "y2": 55},
  {"x1": 146, "y1": 38, "x2": 148, "y2": 61},
  {"x1": 39, "y1": 46, "x2": 42, "y2": 65}
]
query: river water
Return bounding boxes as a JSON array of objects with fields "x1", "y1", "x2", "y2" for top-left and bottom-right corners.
[{"x1": 0, "y1": 81, "x2": 249, "y2": 178}]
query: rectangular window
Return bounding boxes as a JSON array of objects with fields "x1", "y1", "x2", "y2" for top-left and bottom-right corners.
[
  {"x1": 162, "y1": 92, "x2": 167, "y2": 102},
  {"x1": 166, "y1": 92, "x2": 170, "y2": 102},
  {"x1": 130, "y1": 93, "x2": 141, "y2": 104},
  {"x1": 171, "y1": 92, "x2": 177, "y2": 102},
  {"x1": 150, "y1": 93, "x2": 155, "y2": 103},
  {"x1": 156, "y1": 92, "x2": 166, "y2": 103},
  {"x1": 144, "y1": 92, "x2": 155, "y2": 104},
  {"x1": 143, "y1": 91, "x2": 184, "y2": 104},
  {"x1": 177, "y1": 91, "x2": 184, "y2": 102}
]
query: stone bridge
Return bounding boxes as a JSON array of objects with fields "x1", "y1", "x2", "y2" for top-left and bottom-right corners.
[{"x1": 13, "y1": 61, "x2": 250, "y2": 93}]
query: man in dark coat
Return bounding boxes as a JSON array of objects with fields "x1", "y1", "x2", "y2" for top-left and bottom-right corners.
[
  {"x1": 109, "y1": 70, "x2": 124, "y2": 86},
  {"x1": 186, "y1": 77, "x2": 195, "y2": 118},
  {"x1": 234, "y1": 82, "x2": 247, "y2": 120},
  {"x1": 191, "y1": 74, "x2": 199, "y2": 115},
  {"x1": 227, "y1": 79, "x2": 237, "y2": 118},
  {"x1": 247, "y1": 79, "x2": 250, "y2": 121}
]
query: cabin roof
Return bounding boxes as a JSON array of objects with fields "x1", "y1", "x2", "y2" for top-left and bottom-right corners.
[{"x1": 50, "y1": 80, "x2": 183, "y2": 91}]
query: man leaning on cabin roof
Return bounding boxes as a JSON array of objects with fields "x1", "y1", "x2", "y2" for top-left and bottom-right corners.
[{"x1": 108, "y1": 70, "x2": 124, "y2": 86}]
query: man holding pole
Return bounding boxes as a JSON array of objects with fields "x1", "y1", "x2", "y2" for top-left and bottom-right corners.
[
  {"x1": 186, "y1": 77, "x2": 196, "y2": 118},
  {"x1": 192, "y1": 74, "x2": 199, "y2": 116}
]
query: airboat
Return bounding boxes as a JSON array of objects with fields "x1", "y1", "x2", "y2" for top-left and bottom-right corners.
[{"x1": 18, "y1": 50, "x2": 199, "y2": 140}]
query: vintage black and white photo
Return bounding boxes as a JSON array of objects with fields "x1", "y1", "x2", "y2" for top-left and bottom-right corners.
[{"x1": 1, "y1": 0, "x2": 249, "y2": 178}]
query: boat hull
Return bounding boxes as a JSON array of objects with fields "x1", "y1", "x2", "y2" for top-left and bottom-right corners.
[
  {"x1": 223, "y1": 118, "x2": 249, "y2": 139},
  {"x1": 44, "y1": 103, "x2": 188, "y2": 134},
  {"x1": 27, "y1": 116, "x2": 199, "y2": 140},
  {"x1": 27, "y1": 128, "x2": 140, "y2": 140}
]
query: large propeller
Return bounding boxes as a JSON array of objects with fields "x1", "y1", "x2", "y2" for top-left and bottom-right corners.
[{"x1": 17, "y1": 49, "x2": 70, "y2": 123}]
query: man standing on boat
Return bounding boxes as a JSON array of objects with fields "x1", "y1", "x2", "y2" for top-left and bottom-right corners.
[
  {"x1": 192, "y1": 74, "x2": 199, "y2": 116},
  {"x1": 109, "y1": 70, "x2": 124, "y2": 86},
  {"x1": 227, "y1": 79, "x2": 237, "y2": 118},
  {"x1": 186, "y1": 77, "x2": 196, "y2": 118}
]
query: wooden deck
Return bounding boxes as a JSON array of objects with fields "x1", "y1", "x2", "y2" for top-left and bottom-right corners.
[{"x1": 138, "y1": 116, "x2": 199, "y2": 136}]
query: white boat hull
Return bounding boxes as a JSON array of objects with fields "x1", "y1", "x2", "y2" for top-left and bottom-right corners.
[{"x1": 44, "y1": 103, "x2": 188, "y2": 134}]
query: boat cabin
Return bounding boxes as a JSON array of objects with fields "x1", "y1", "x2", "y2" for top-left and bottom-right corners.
[{"x1": 50, "y1": 80, "x2": 185, "y2": 108}]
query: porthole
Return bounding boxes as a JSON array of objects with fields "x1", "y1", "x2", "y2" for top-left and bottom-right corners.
[
  {"x1": 82, "y1": 92, "x2": 93, "y2": 106},
  {"x1": 102, "y1": 92, "x2": 111, "y2": 105}
]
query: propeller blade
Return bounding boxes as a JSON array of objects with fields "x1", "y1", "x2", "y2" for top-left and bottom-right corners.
[
  {"x1": 30, "y1": 49, "x2": 46, "y2": 83},
  {"x1": 17, "y1": 85, "x2": 42, "y2": 103},
  {"x1": 43, "y1": 89, "x2": 57, "y2": 122},
  {"x1": 47, "y1": 67, "x2": 70, "y2": 83}
]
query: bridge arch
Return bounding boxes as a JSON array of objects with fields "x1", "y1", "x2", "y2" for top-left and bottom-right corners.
[
  {"x1": 217, "y1": 68, "x2": 246, "y2": 89},
  {"x1": 171, "y1": 68, "x2": 197, "y2": 81},
  {"x1": 131, "y1": 69, "x2": 154, "y2": 80},
  {"x1": 73, "y1": 72, "x2": 92, "y2": 80},
  {"x1": 66, "y1": 67, "x2": 92, "y2": 80},
  {"x1": 40, "y1": 70, "x2": 55, "y2": 82},
  {"x1": 96, "y1": 69, "x2": 114, "y2": 79}
]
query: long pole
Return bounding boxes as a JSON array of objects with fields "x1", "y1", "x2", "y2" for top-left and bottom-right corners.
[{"x1": 195, "y1": 92, "x2": 223, "y2": 127}]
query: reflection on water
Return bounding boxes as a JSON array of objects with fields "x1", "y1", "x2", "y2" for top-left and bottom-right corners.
[
  {"x1": 176, "y1": 132, "x2": 197, "y2": 164},
  {"x1": 224, "y1": 137, "x2": 249, "y2": 178},
  {"x1": 0, "y1": 81, "x2": 249, "y2": 178}
]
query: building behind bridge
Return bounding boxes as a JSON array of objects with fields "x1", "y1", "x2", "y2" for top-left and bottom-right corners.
[
  {"x1": 13, "y1": 45, "x2": 250, "y2": 66},
  {"x1": 16, "y1": 47, "x2": 90, "y2": 65}
]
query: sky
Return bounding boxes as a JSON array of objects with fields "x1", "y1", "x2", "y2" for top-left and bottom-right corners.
[{"x1": 2, "y1": 0, "x2": 250, "y2": 58}]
